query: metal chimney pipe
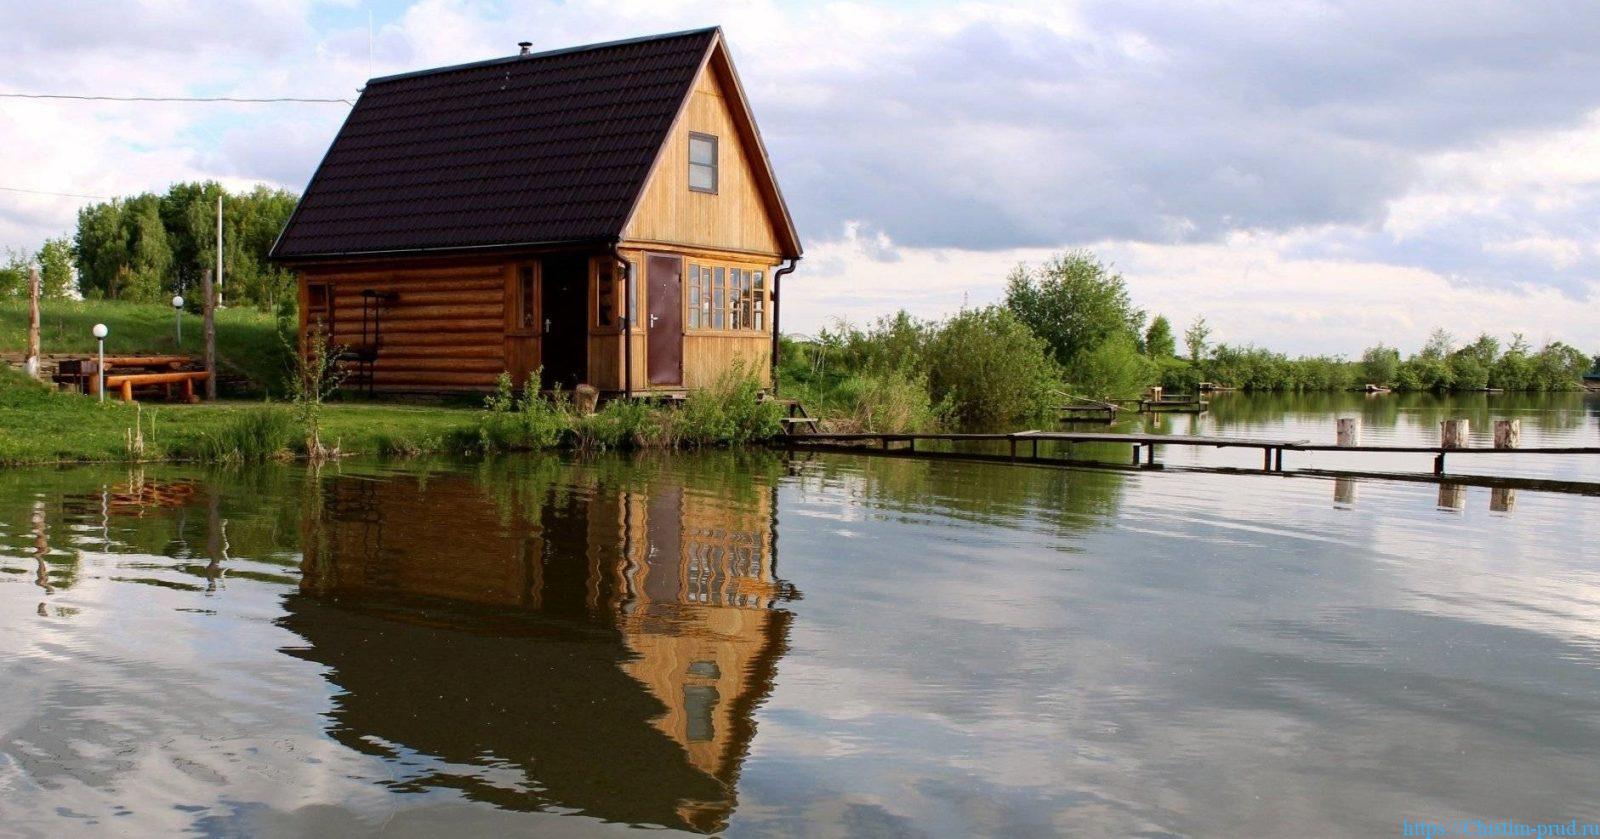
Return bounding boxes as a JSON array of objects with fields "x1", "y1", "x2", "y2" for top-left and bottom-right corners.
[{"x1": 518, "y1": 41, "x2": 532, "y2": 55}]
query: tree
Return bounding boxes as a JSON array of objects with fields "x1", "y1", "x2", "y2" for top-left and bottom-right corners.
[
  {"x1": 70, "y1": 182, "x2": 298, "y2": 308},
  {"x1": 1419, "y1": 327, "x2": 1454, "y2": 360},
  {"x1": 36, "y1": 237, "x2": 74, "y2": 299},
  {"x1": 1361, "y1": 344, "x2": 1400, "y2": 386},
  {"x1": 1184, "y1": 315, "x2": 1211, "y2": 362},
  {"x1": 1144, "y1": 315, "x2": 1177, "y2": 358},
  {"x1": 1003, "y1": 250, "x2": 1144, "y2": 370},
  {"x1": 0, "y1": 248, "x2": 30, "y2": 298}
]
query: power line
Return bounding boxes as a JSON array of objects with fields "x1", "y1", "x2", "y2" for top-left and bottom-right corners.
[
  {"x1": 0, "y1": 92, "x2": 352, "y2": 105},
  {"x1": 0, "y1": 185, "x2": 110, "y2": 201}
]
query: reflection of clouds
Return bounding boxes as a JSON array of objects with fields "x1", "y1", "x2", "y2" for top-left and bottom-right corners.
[{"x1": 753, "y1": 456, "x2": 1600, "y2": 834}]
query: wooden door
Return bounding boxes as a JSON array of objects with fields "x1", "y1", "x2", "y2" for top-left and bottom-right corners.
[
  {"x1": 504, "y1": 263, "x2": 539, "y2": 387},
  {"x1": 646, "y1": 254, "x2": 682, "y2": 386}
]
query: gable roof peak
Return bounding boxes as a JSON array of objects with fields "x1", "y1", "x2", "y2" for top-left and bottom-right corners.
[{"x1": 366, "y1": 26, "x2": 723, "y2": 87}]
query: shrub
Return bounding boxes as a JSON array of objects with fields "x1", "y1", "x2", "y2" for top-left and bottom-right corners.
[
  {"x1": 832, "y1": 368, "x2": 945, "y2": 433},
  {"x1": 1064, "y1": 332, "x2": 1155, "y2": 399},
  {"x1": 678, "y1": 362, "x2": 784, "y2": 446},
  {"x1": 476, "y1": 372, "x2": 568, "y2": 452},
  {"x1": 922, "y1": 306, "x2": 1062, "y2": 428}
]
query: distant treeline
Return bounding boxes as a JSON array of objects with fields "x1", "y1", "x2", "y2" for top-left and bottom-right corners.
[
  {"x1": 0, "y1": 182, "x2": 298, "y2": 312},
  {"x1": 786, "y1": 250, "x2": 1597, "y2": 431}
]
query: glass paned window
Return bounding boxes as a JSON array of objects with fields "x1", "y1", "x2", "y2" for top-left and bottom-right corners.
[
  {"x1": 627, "y1": 261, "x2": 638, "y2": 327},
  {"x1": 712, "y1": 267, "x2": 726, "y2": 329},
  {"x1": 688, "y1": 266, "x2": 701, "y2": 329},
  {"x1": 597, "y1": 263, "x2": 615, "y2": 327},
  {"x1": 688, "y1": 133, "x2": 718, "y2": 193},
  {"x1": 753, "y1": 271, "x2": 764, "y2": 330},
  {"x1": 518, "y1": 266, "x2": 536, "y2": 329}
]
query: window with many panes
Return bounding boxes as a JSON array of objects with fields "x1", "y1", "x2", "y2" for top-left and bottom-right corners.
[
  {"x1": 686, "y1": 263, "x2": 769, "y2": 333},
  {"x1": 688, "y1": 133, "x2": 718, "y2": 193}
]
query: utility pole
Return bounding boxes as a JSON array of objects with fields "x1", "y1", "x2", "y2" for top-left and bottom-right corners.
[
  {"x1": 24, "y1": 266, "x2": 41, "y2": 379},
  {"x1": 215, "y1": 193, "x2": 224, "y2": 308},
  {"x1": 202, "y1": 268, "x2": 217, "y2": 400}
]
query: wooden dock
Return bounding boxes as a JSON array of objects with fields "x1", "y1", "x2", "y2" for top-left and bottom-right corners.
[{"x1": 783, "y1": 429, "x2": 1600, "y2": 484}]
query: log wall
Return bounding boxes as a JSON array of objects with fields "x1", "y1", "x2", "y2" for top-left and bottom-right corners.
[{"x1": 300, "y1": 260, "x2": 509, "y2": 392}]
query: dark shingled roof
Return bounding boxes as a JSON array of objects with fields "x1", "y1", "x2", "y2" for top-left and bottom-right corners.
[{"x1": 271, "y1": 28, "x2": 721, "y2": 259}]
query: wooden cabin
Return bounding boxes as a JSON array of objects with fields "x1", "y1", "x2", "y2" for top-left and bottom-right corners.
[{"x1": 269, "y1": 27, "x2": 802, "y2": 396}]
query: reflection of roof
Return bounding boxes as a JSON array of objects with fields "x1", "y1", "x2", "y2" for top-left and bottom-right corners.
[{"x1": 279, "y1": 595, "x2": 731, "y2": 831}]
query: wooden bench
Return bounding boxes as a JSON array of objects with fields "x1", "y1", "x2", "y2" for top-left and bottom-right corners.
[{"x1": 104, "y1": 370, "x2": 211, "y2": 403}]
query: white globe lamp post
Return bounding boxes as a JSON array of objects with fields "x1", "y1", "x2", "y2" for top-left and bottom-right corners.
[
  {"x1": 92, "y1": 323, "x2": 109, "y2": 402},
  {"x1": 172, "y1": 295, "x2": 185, "y2": 347}
]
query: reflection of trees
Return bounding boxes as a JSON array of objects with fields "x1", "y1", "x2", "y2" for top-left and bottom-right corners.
[
  {"x1": 290, "y1": 457, "x2": 794, "y2": 833},
  {"x1": 1204, "y1": 392, "x2": 1594, "y2": 437},
  {"x1": 0, "y1": 466, "x2": 304, "y2": 592},
  {"x1": 790, "y1": 450, "x2": 1128, "y2": 533}
]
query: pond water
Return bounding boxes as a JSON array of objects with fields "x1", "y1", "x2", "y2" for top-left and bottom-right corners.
[{"x1": 1, "y1": 393, "x2": 1597, "y2": 836}]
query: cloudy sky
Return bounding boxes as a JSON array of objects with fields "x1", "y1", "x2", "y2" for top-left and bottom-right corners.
[{"x1": 2, "y1": 0, "x2": 1597, "y2": 355}]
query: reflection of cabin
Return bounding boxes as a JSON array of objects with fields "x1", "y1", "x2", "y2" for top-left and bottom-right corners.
[
  {"x1": 292, "y1": 468, "x2": 792, "y2": 832},
  {"x1": 270, "y1": 28, "x2": 802, "y2": 396}
]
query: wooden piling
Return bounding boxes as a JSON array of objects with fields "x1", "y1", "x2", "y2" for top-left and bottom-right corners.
[
  {"x1": 1333, "y1": 477, "x2": 1356, "y2": 507},
  {"x1": 1490, "y1": 487, "x2": 1516, "y2": 513},
  {"x1": 25, "y1": 266, "x2": 41, "y2": 379},
  {"x1": 1336, "y1": 418, "x2": 1361, "y2": 447},
  {"x1": 1441, "y1": 419, "x2": 1469, "y2": 449},
  {"x1": 1437, "y1": 483, "x2": 1466, "y2": 511},
  {"x1": 1494, "y1": 420, "x2": 1521, "y2": 450},
  {"x1": 201, "y1": 268, "x2": 217, "y2": 400}
]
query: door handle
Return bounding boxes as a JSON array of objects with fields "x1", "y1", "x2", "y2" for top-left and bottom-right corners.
[
  {"x1": 649, "y1": 314, "x2": 659, "y2": 328},
  {"x1": 544, "y1": 318, "x2": 551, "y2": 334}
]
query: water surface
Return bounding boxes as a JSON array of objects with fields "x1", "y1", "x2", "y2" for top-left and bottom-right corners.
[{"x1": 1, "y1": 393, "x2": 1597, "y2": 836}]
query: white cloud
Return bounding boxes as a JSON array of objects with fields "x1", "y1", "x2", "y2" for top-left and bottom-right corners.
[{"x1": 2, "y1": 0, "x2": 1598, "y2": 353}]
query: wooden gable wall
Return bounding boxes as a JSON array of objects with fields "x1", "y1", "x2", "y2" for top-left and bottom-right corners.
[{"x1": 622, "y1": 52, "x2": 783, "y2": 257}]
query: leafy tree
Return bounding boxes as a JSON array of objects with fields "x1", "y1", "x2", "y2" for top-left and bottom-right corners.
[
  {"x1": 921, "y1": 306, "x2": 1062, "y2": 428},
  {"x1": 1003, "y1": 250, "x2": 1144, "y2": 370},
  {"x1": 1144, "y1": 315, "x2": 1177, "y2": 358},
  {"x1": 0, "y1": 248, "x2": 30, "y2": 298},
  {"x1": 1360, "y1": 344, "x2": 1400, "y2": 386},
  {"x1": 1419, "y1": 327, "x2": 1454, "y2": 360},
  {"x1": 1184, "y1": 315, "x2": 1211, "y2": 362},
  {"x1": 70, "y1": 181, "x2": 298, "y2": 309},
  {"x1": 37, "y1": 237, "x2": 74, "y2": 299}
]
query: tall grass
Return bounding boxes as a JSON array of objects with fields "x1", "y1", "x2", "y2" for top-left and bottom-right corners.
[{"x1": 182, "y1": 406, "x2": 297, "y2": 463}]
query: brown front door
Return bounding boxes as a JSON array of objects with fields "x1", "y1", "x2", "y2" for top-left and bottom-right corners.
[{"x1": 646, "y1": 254, "x2": 682, "y2": 386}]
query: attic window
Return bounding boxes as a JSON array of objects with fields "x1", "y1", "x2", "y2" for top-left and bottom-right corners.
[{"x1": 688, "y1": 132, "x2": 718, "y2": 193}]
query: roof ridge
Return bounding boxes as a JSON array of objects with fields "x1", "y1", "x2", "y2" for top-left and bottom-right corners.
[{"x1": 365, "y1": 26, "x2": 721, "y2": 86}]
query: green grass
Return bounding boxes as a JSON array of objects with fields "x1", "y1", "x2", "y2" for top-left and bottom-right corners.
[
  {"x1": 0, "y1": 368, "x2": 481, "y2": 465},
  {"x1": 0, "y1": 299, "x2": 285, "y2": 391}
]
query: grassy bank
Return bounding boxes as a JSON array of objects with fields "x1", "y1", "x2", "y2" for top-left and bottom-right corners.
[
  {"x1": 0, "y1": 366, "x2": 783, "y2": 466},
  {"x1": 0, "y1": 299, "x2": 284, "y2": 390}
]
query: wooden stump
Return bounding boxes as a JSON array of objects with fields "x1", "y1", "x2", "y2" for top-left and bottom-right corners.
[
  {"x1": 1440, "y1": 419, "x2": 1469, "y2": 449},
  {"x1": 1437, "y1": 483, "x2": 1465, "y2": 511},
  {"x1": 1493, "y1": 419, "x2": 1520, "y2": 450},
  {"x1": 574, "y1": 384, "x2": 599, "y2": 416},
  {"x1": 1334, "y1": 477, "x2": 1356, "y2": 507},
  {"x1": 1490, "y1": 487, "x2": 1516, "y2": 513},
  {"x1": 1336, "y1": 417, "x2": 1361, "y2": 446}
]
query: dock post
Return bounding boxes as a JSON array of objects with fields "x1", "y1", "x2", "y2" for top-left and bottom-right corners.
[
  {"x1": 1494, "y1": 420, "x2": 1520, "y2": 450},
  {"x1": 1262, "y1": 448, "x2": 1272, "y2": 471},
  {"x1": 1440, "y1": 419, "x2": 1469, "y2": 449},
  {"x1": 1336, "y1": 418, "x2": 1361, "y2": 447},
  {"x1": 1490, "y1": 487, "x2": 1516, "y2": 513},
  {"x1": 1132, "y1": 444, "x2": 1141, "y2": 465},
  {"x1": 1031, "y1": 438, "x2": 1039, "y2": 460},
  {"x1": 1146, "y1": 443, "x2": 1156, "y2": 467}
]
